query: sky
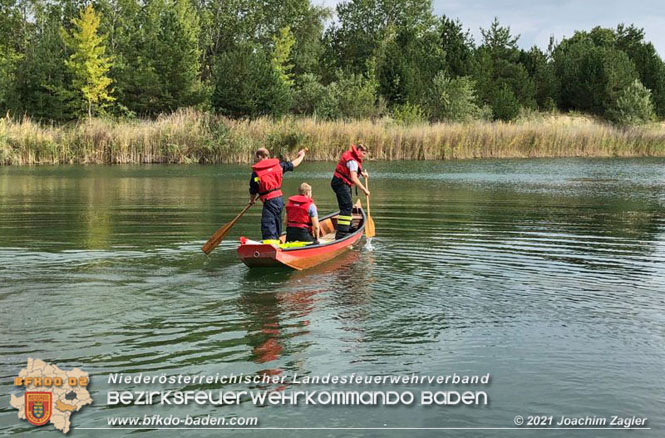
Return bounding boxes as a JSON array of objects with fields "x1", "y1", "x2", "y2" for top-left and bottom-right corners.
[{"x1": 314, "y1": 0, "x2": 665, "y2": 57}]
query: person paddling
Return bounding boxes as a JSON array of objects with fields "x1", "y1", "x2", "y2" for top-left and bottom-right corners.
[
  {"x1": 285, "y1": 183, "x2": 320, "y2": 244},
  {"x1": 330, "y1": 143, "x2": 369, "y2": 239},
  {"x1": 250, "y1": 147, "x2": 306, "y2": 241}
]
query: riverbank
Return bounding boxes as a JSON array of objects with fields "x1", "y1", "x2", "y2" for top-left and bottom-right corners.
[{"x1": 1, "y1": 109, "x2": 664, "y2": 165}]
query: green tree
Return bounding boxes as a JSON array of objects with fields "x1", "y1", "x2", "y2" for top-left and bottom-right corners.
[
  {"x1": 438, "y1": 15, "x2": 474, "y2": 77},
  {"x1": 292, "y1": 72, "x2": 325, "y2": 115},
  {"x1": 9, "y1": 2, "x2": 72, "y2": 120},
  {"x1": 212, "y1": 45, "x2": 291, "y2": 118},
  {"x1": 554, "y1": 33, "x2": 638, "y2": 117},
  {"x1": 428, "y1": 72, "x2": 482, "y2": 122},
  {"x1": 63, "y1": 5, "x2": 114, "y2": 117},
  {"x1": 521, "y1": 45, "x2": 558, "y2": 110},
  {"x1": 95, "y1": 0, "x2": 157, "y2": 116},
  {"x1": 150, "y1": 0, "x2": 206, "y2": 113},
  {"x1": 198, "y1": 0, "x2": 328, "y2": 81},
  {"x1": 0, "y1": 0, "x2": 25, "y2": 112},
  {"x1": 615, "y1": 24, "x2": 665, "y2": 117},
  {"x1": 375, "y1": 25, "x2": 446, "y2": 106},
  {"x1": 332, "y1": 69, "x2": 380, "y2": 119},
  {"x1": 326, "y1": 0, "x2": 438, "y2": 70},
  {"x1": 490, "y1": 84, "x2": 520, "y2": 121},
  {"x1": 607, "y1": 79, "x2": 656, "y2": 125},
  {"x1": 472, "y1": 18, "x2": 535, "y2": 120},
  {"x1": 272, "y1": 26, "x2": 296, "y2": 87}
]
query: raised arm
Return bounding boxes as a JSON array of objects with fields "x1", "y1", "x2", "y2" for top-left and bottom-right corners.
[{"x1": 291, "y1": 149, "x2": 307, "y2": 168}]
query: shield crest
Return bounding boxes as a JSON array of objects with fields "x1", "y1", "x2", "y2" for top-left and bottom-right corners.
[{"x1": 25, "y1": 392, "x2": 52, "y2": 426}]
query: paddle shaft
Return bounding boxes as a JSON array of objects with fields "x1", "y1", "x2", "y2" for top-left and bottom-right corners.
[
  {"x1": 365, "y1": 177, "x2": 371, "y2": 217},
  {"x1": 202, "y1": 203, "x2": 252, "y2": 254},
  {"x1": 364, "y1": 176, "x2": 376, "y2": 237}
]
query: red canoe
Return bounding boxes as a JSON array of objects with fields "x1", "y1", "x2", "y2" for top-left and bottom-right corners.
[{"x1": 237, "y1": 200, "x2": 366, "y2": 270}]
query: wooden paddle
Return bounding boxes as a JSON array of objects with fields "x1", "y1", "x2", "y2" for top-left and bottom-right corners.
[
  {"x1": 364, "y1": 176, "x2": 376, "y2": 238},
  {"x1": 202, "y1": 203, "x2": 253, "y2": 254}
]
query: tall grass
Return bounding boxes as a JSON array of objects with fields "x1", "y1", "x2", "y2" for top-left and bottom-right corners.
[{"x1": 1, "y1": 109, "x2": 664, "y2": 165}]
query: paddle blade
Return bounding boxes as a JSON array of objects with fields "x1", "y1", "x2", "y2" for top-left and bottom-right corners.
[
  {"x1": 201, "y1": 222, "x2": 234, "y2": 254},
  {"x1": 202, "y1": 203, "x2": 253, "y2": 255},
  {"x1": 365, "y1": 215, "x2": 376, "y2": 238}
]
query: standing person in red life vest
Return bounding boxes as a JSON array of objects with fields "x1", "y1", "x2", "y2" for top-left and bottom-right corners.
[
  {"x1": 331, "y1": 143, "x2": 369, "y2": 239},
  {"x1": 285, "y1": 183, "x2": 320, "y2": 244},
  {"x1": 250, "y1": 147, "x2": 306, "y2": 241}
]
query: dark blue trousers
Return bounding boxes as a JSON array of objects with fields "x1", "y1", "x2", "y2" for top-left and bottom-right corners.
[
  {"x1": 331, "y1": 177, "x2": 353, "y2": 236},
  {"x1": 261, "y1": 197, "x2": 284, "y2": 240}
]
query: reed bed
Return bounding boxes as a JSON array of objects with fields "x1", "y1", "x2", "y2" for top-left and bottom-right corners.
[{"x1": 1, "y1": 109, "x2": 664, "y2": 165}]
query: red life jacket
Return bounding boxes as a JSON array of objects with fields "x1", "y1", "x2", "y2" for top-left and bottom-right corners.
[
  {"x1": 286, "y1": 195, "x2": 314, "y2": 230},
  {"x1": 333, "y1": 145, "x2": 363, "y2": 186},
  {"x1": 252, "y1": 158, "x2": 283, "y2": 201}
]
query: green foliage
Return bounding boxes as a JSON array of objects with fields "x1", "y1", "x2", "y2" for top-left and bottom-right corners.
[
  {"x1": 292, "y1": 70, "x2": 380, "y2": 120},
  {"x1": 292, "y1": 73, "x2": 335, "y2": 118},
  {"x1": 554, "y1": 33, "x2": 638, "y2": 117},
  {"x1": 63, "y1": 5, "x2": 115, "y2": 118},
  {"x1": 521, "y1": 45, "x2": 559, "y2": 110},
  {"x1": 326, "y1": 0, "x2": 441, "y2": 107},
  {"x1": 428, "y1": 72, "x2": 482, "y2": 122},
  {"x1": 331, "y1": 70, "x2": 380, "y2": 120},
  {"x1": 490, "y1": 85, "x2": 521, "y2": 121},
  {"x1": 2, "y1": 0, "x2": 665, "y2": 125},
  {"x1": 150, "y1": 0, "x2": 206, "y2": 113},
  {"x1": 391, "y1": 102, "x2": 428, "y2": 125},
  {"x1": 615, "y1": 24, "x2": 665, "y2": 117},
  {"x1": 375, "y1": 25, "x2": 446, "y2": 106},
  {"x1": 266, "y1": 124, "x2": 310, "y2": 158},
  {"x1": 0, "y1": 48, "x2": 17, "y2": 112},
  {"x1": 9, "y1": 3, "x2": 73, "y2": 120},
  {"x1": 271, "y1": 26, "x2": 296, "y2": 87},
  {"x1": 473, "y1": 18, "x2": 535, "y2": 120},
  {"x1": 438, "y1": 15, "x2": 474, "y2": 77},
  {"x1": 480, "y1": 17, "x2": 519, "y2": 58},
  {"x1": 212, "y1": 45, "x2": 292, "y2": 118},
  {"x1": 0, "y1": 0, "x2": 24, "y2": 113},
  {"x1": 197, "y1": 0, "x2": 327, "y2": 82},
  {"x1": 607, "y1": 79, "x2": 656, "y2": 125}
]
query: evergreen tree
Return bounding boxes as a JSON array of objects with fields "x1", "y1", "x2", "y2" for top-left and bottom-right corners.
[
  {"x1": 149, "y1": 0, "x2": 206, "y2": 113},
  {"x1": 327, "y1": 0, "x2": 437, "y2": 74},
  {"x1": 272, "y1": 26, "x2": 296, "y2": 87},
  {"x1": 428, "y1": 72, "x2": 482, "y2": 122},
  {"x1": 615, "y1": 24, "x2": 665, "y2": 117},
  {"x1": 521, "y1": 45, "x2": 558, "y2": 110},
  {"x1": 375, "y1": 25, "x2": 446, "y2": 107},
  {"x1": 9, "y1": 2, "x2": 72, "y2": 120},
  {"x1": 473, "y1": 18, "x2": 535, "y2": 120},
  {"x1": 0, "y1": 0, "x2": 24, "y2": 112},
  {"x1": 95, "y1": 0, "x2": 157, "y2": 116},
  {"x1": 608, "y1": 79, "x2": 656, "y2": 125},
  {"x1": 554, "y1": 32, "x2": 638, "y2": 117},
  {"x1": 212, "y1": 45, "x2": 291, "y2": 118},
  {"x1": 438, "y1": 15, "x2": 474, "y2": 77},
  {"x1": 63, "y1": 5, "x2": 115, "y2": 118}
]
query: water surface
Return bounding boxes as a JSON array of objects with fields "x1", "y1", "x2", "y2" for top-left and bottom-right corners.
[{"x1": 1, "y1": 158, "x2": 664, "y2": 437}]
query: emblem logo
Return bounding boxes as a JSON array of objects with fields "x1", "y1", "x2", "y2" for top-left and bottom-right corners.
[{"x1": 25, "y1": 392, "x2": 52, "y2": 426}]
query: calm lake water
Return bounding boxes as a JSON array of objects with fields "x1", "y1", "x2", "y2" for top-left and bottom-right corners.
[{"x1": 1, "y1": 159, "x2": 664, "y2": 437}]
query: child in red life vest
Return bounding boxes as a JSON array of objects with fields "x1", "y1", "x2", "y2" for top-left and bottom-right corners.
[
  {"x1": 285, "y1": 183, "x2": 320, "y2": 244},
  {"x1": 249, "y1": 147, "x2": 306, "y2": 240},
  {"x1": 331, "y1": 143, "x2": 369, "y2": 239}
]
